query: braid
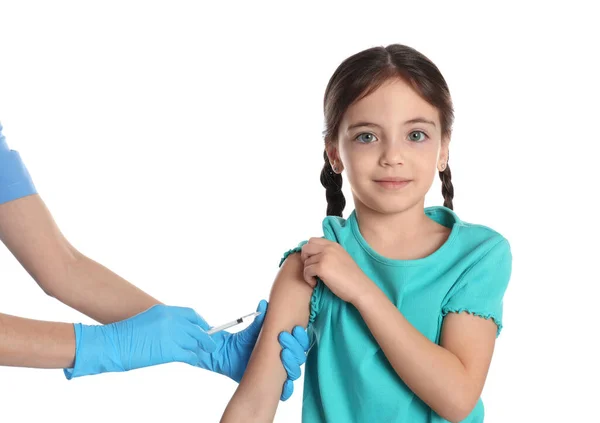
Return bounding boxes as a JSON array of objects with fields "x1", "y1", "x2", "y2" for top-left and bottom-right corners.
[
  {"x1": 439, "y1": 163, "x2": 454, "y2": 210},
  {"x1": 320, "y1": 149, "x2": 346, "y2": 217}
]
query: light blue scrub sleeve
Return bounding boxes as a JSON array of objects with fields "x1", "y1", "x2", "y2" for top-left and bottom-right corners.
[{"x1": 0, "y1": 122, "x2": 37, "y2": 204}]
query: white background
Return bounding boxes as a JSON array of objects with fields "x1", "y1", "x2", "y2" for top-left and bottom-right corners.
[{"x1": 1, "y1": 1, "x2": 598, "y2": 422}]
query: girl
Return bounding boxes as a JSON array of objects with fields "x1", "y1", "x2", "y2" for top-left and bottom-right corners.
[{"x1": 220, "y1": 43, "x2": 512, "y2": 423}]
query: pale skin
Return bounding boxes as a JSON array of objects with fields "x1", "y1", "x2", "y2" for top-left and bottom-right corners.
[
  {"x1": 220, "y1": 253, "x2": 312, "y2": 422},
  {"x1": 0, "y1": 194, "x2": 161, "y2": 368},
  {"x1": 221, "y1": 77, "x2": 498, "y2": 423}
]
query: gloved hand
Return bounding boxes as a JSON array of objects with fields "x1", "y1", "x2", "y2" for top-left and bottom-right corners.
[
  {"x1": 278, "y1": 325, "x2": 310, "y2": 400},
  {"x1": 64, "y1": 300, "x2": 311, "y2": 401},
  {"x1": 64, "y1": 304, "x2": 217, "y2": 379},
  {"x1": 197, "y1": 299, "x2": 310, "y2": 401}
]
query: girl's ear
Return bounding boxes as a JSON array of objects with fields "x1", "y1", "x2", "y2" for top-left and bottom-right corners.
[
  {"x1": 438, "y1": 137, "x2": 450, "y2": 171},
  {"x1": 325, "y1": 144, "x2": 344, "y2": 173}
]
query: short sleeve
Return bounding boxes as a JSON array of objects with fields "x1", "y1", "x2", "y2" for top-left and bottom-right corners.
[
  {"x1": 0, "y1": 123, "x2": 37, "y2": 204},
  {"x1": 441, "y1": 238, "x2": 512, "y2": 337},
  {"x1": 279, "y1": 240, "x2": 326, "y2": 326}
]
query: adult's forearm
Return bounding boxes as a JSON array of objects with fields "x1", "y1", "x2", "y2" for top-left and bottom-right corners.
[
  {"x1": 53, "y1": 252, "x2": 161, "y2": 324},
  {"x1": 0, "y1": 312, "x2": 75, "y2": 368},
  {"x1": 0, "y1": 194, "x2": 161, "y2": 324}
]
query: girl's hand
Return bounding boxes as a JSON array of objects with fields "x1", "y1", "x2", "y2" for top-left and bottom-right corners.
[{"x1": 301, "y1": 237, "x2": 373, "y2": 304}]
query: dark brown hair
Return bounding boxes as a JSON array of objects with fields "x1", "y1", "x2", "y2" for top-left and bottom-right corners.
[{"x1": 320, "y1": 44, "x2": 455, "y2": 217}]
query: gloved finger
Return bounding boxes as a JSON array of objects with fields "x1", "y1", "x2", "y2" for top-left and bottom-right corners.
[
  {"x1": 256, "y1": 298, "x2": 268, "y2": 316},
  {"x1": 185, "y1": 322, "x2": 217, "y2": 353},
  {"x1": 238, "y1": 299, "x2": 267, "y2": 344},
  {"x1": 292, "y1": 325, "x2": 310, "y2": 352},
  {"x1": 279, "y1": 331, "x2": 307, "y2": 365},
  {"x1": 250, "y1": 299, "x2": 268, "y2": 330},
  {"x1": 280, "y1": 379, "x2": 293, "y2": 402},
  {"x1": 178, "y1": 331, "x2": 205, "y2": 352},
  {"x1": 172, "y1": 348, "x2": 199, "y2": 367},
  {"x1": 171, "y1": 306, "x2": 210, "y2": 330},
  {"x1": 281, "y1": 348, "x2": 301, "y2": 381}
]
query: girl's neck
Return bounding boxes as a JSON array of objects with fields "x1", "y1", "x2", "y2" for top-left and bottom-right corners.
[
  {"x1": 352, "y1": 200, "x2": 450, "y2": 261},
  {"x1": 354, "y1": 200, "x2": 432, "y2": 243}
]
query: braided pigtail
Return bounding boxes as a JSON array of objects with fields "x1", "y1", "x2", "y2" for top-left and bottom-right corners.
[
  {"x1": 319, "y1": 150, "x2": 345, "y2": 217},
  {"x1": 439, "y1": 162, "x2": 454, "y2": 210}
]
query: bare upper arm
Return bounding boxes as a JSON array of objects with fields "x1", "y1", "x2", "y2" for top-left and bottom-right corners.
[
  {"x1": 0, "y1": 194, "x2": 78, "y2": 290},
  {"x1": 440, "y1": 312, "x2": 498, "y2": 400},
  {"x1": 265, "y1": 251, "x2": 313, "y2": 331},
  {"x1": 221, "y1": 251, "x2": 313, "y2": 422},
  {"x1": 245, "y1": 251, "x2": 313, "y2": 377}
]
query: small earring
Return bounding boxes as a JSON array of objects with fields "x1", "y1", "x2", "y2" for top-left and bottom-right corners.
[{"x1": 440, "y1": 162, "x2": 446, "y2": 171}]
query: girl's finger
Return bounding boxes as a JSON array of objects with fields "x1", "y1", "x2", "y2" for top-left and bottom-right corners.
[
  {"x1": 303, "y1": 264, "x2": 319, "y2": 287},
  {"x1": 303, "y1": 252, "x2": 322, "y2": 267},
  {"x1": 301, "y1": 242, "x2": 323, "y2": 261},
  {"x1": 307, "y1": 237, "x2": 331, "y2": 246}
]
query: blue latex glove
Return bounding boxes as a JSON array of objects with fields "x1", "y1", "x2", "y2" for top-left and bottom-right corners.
[
  {"x1": 278, "y1": 325, "x2": 310, "y2": 400},
  {"x1": 197, "y1": 299, "x2": 310, "y2": 401},
  {"x1": 64, "y1": 301, "x2": 310, "y2": 401},
  {"x1": 64, "y1": 304, "x2": 217, "y2": 379}
]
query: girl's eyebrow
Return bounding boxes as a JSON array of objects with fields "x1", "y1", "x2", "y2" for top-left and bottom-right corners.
[
  {"x1": 347, "y1": 117, "x2": 437, "y2": 132},
  {"x1": 404, "y1": 117, "x2": 437, "y2": 128}
]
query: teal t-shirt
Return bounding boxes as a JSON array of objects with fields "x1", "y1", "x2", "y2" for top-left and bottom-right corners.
[
  {"x1": 280, "y1": 206, "x2": 512, "y2": 423},
  {"x1": 0, "y1": 123, "x2": 37, "y2": 205}
]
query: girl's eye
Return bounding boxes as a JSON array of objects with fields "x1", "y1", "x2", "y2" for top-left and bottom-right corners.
[
  {"x1": 356, "y1": 133, "x2": 377, "y2": 143},
  {"x1": 409, "y1": 130, "x2": 427, "y2": 142}
]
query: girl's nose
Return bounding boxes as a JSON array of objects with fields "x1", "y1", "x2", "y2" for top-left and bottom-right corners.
[{"x1": 379, "y1": 139, "x2": 405, "y2": 167}]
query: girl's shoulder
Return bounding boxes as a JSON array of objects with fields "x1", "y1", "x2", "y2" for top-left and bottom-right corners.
[{"x1": 426, "y1": 205, "x2": 509, "y2": 247}]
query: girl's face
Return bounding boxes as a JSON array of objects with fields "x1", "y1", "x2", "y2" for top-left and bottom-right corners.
[{"x1": 328, "y1": 77, "x2": 449, "y2": 215}]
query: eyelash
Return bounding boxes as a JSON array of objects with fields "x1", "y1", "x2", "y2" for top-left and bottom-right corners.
[{"x1": 354, "y1": 130, "x2": 429, "y2": 143}]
